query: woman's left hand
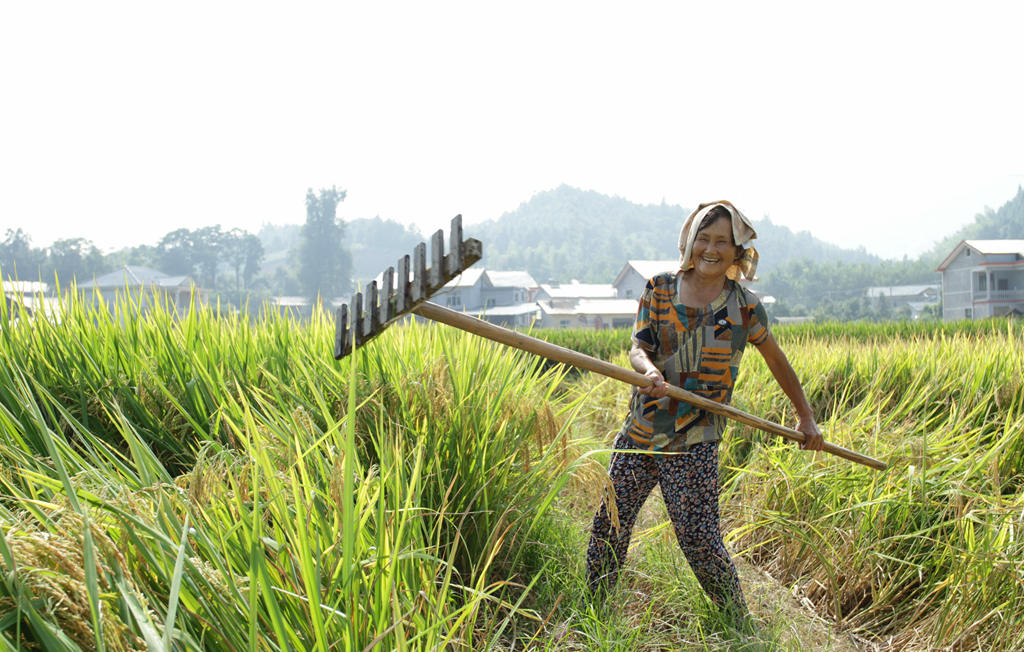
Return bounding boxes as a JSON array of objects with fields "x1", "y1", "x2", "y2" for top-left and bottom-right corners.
[{"x1": 796, "y1": 417, "x2": 825, "y2": 451}]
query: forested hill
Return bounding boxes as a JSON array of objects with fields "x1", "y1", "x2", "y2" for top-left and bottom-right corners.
[{"x1": 467, "y1": 185, "x2": 879, "y2": 283}]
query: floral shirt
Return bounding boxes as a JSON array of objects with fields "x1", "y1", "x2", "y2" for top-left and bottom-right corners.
[{"x1": 622, "y1": 273, "x2": 770, "y2": 451}]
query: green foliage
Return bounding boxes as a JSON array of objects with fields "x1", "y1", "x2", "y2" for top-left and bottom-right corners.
[
  {"x1": 531, "y1": 327, "x2": 633, "y2": 363},
  {"x1": 718, "y1": 319, "x2": 1024, "y2": 648},
  {"x1": 0, "y1": 290, "x2": 581, "y2": 649},
  {"x1": 0, "y1": 228, "x2": 46, "y2": 280},
  {"x1": 46, "y1": 237, "x2": 106, "y2": 284}
]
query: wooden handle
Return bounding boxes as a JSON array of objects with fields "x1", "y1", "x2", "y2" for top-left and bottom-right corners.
[{"x1": 413, "y1": 302, "x2": 887, "y2": 471}]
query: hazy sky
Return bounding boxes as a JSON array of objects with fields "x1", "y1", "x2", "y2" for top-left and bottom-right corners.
[{"x1": 3, "y1": 1, "x2": 1022, "y2": 260}]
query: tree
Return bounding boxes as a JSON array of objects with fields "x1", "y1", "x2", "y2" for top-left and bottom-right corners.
[
  {"x1": 157, "y1": 229, "x2": 198, "y2": 276},
  {"x1": 224, "y1": 228, "x2": 264, "y2": 295},
  {"x1": 298, "y1": 187, "x2": 351, "y2": 301},
  {"x1": 0, "y1": 229, "x2": 45, "y2": 280},
  {"x1": 47, "y1": 237, "x2": 105, "y2": 284},
  {"x1": 192, "y1": 226, "x2": 226, "y2": 288}
]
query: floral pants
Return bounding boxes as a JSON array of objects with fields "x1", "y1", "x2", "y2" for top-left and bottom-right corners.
[{"x1": 585, "y1": 433, "x2": 747, "y2": 611}]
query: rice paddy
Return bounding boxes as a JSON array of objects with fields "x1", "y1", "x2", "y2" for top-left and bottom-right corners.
[{"x1": 1, "y1": 286, "x2": 1022, "y2": 649}]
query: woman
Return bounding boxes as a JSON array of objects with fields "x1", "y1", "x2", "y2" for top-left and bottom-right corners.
[{"x1": 585, "y1": 200, "x2": 824, "y2": 615}]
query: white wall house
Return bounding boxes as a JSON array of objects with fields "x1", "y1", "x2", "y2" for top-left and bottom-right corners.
[
  {"x1": 866, "y1": 284, "x2": 940, "y2": 318},
  {"x1": 536, "y1": 298, "x2": 638, "y2": 330},
  {"x1": 937, "y1": 240, "x2": 1024, "y2": 320},
  {"x1": 612, "y1": 260, "x2": 679, "y2": 299},
  {"x1": 429, "y1": 268, "x2": 540, "y2": 328},
  {"x1": 430, "y1": 268, "x2": 486, "y2": 311},
  {"x1": 535, "y1": 280, "x2": 617, "y2": 302},
  {"x1": 78, "y1": 266, "x2": 206, "y2": 315}
]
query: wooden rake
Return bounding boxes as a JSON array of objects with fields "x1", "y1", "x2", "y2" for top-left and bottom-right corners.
[{"x1": 334, "y1": 215, "x2": 886, "y2": 471}]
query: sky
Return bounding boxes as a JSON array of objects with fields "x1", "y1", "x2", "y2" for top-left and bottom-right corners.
[{"x1": 2, "y1": 1, "x2": 1022, "y2": 260}]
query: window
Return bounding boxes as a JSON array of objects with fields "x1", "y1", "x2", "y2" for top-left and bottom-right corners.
[
  {"x1": 447, "y1": 294, "x2": 462, "y2": 307},
  {"x1": 976, "y1": 272, "x2": 987, "y2": 292},
  {"x1": 559, "y1": 319, "x2": 571, "y2": 328},
  {"x1": 965, "y1": 308, "x2": 973, "y2": 319},
  {"x1": 998, "y1": 278, "x2": 1009, "y2": 291}
]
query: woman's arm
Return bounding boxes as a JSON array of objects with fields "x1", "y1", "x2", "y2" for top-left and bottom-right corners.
[
  {"x1": 629, "y1": 343, "x2": 669, "y2": 398},
  {"x1": 754, "y1": 332, "x2": 825, "y2": 450}
]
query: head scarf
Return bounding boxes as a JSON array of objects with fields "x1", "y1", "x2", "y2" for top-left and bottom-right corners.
[{"x1": 678, "y1": 200, "x2": 759, "y2": 281}]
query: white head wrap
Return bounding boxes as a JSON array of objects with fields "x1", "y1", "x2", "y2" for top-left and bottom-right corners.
[{"x1": 678, "y1": 200, "x2": 759, "y2": 281}]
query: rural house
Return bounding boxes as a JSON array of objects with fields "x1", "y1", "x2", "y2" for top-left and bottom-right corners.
[
  {"x1": 612, "y1": 260, "x2": 679, "y2": 299},
  {"x1": 429, "y1": 268, "x2": 540, "y2": 328},
  {"x1": 937, "y1": 240, "x2": 1024, "y2": 320},
  {"x1": 78, "y1": 266, "x2": 207, "y2": 315},
  {"x1": 535, "y1": 279, "x2": 636, "y2": 330},
  {"x1": 865, "y1": 284, "x2": 940, "y2": 318}
]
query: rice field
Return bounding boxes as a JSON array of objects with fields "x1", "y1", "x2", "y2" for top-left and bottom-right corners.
[{"x1": 1, "y1": 286, "x2": 1022, "y2": 650}]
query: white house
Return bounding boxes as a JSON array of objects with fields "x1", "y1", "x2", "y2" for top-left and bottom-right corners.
[
  {"x1": 866, "y1": 284, "x2": 941, "y2": 318},
  {"x1": 78, "y1": 266, "x2": 206, "y2": 315},
  {"x1": 612, "y1": 260, "x2": 679, "y2": 299},
  {"x1": 937, "y1": 240, "x2": 1024, "y2": 320},
  {"x1": 428, "y1": 268, "x2": 540, "y2": 328},
  {"x1": 430, "y1": 268, "x2": 486, "y2": 310},
  {"x1": 535, "y1": 280, "x2": 617, "y2": 302},
  {"x1": 536, "y1": 297, "x2": 638, "y2": 330}
]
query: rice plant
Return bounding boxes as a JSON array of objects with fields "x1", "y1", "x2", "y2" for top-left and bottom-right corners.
[{"x1": 0, "y1": 287, "x2": 583, "y2": 649}]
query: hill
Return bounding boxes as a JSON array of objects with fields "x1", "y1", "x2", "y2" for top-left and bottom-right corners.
[{"x1": 467, "y1": 185, "x2": 880, "y2": 283}]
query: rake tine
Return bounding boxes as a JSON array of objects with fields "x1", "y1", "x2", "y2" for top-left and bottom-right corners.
[
  {"x1": 382, "y1": 267, "x2": 395, "y2": 322},
  {"x1": 412, "y1": 243, "x2": 426, "y2": 303},
  {"x1": 429, "y1": 229, "x2": 444, "y2": 292},
  {"x1": 396, "y1": 254, "x2": 410, "y2": 314},
  {"x1": 351, "y1": 291, "x2": 364, "y2": 347},
  {"x1": 364, "y1": 281, "x2": 379, "y2": 338},
  {"x1": 448, "y1": 215, "x2": 463, "y2": 273},
  {"x1": 334, "y1": 303, "x2": 350, "y2": 358}
]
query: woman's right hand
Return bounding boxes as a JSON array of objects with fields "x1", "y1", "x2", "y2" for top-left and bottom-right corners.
[{"x1": 643, "y1": 368, "x2": 669, "y2": 398}]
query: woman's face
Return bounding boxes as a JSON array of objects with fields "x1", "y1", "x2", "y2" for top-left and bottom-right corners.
[{"x1": 691, "y1": 216, "x2": 739, "y2": 279}]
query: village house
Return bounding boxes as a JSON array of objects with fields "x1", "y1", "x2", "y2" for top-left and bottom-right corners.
[
  {"x1": 2, "y1": 280, "x2": 54, "y2": 323},
  {"x1": 612, "y1": 260, "x2": 679, "y2": 299},
  {"x1": 937, "y1": 240, "x2": 1024, "y2": 320},
  {"x1": 535, "y1": 279, "x2": 636, "y2": 330},
  {"x1": 429, "y1": 268, "x2": 540, "y2": 328},
  {"x1": 865, "y1": 284, "x2": 941, "y2": 318},
  {"x1": 78, "y1": 266, "x2": 207, "y2": 315}
]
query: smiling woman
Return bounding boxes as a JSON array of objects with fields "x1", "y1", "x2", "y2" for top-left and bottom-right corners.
[{"x1": 584, "y1": 199, "x2": 825, "y2": 627}]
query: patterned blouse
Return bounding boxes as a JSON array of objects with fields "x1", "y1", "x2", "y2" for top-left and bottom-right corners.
[{"x1": 622, "y1": 272, "x2": 771, "y2": 451}]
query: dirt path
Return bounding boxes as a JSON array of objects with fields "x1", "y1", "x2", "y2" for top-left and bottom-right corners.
[{"x1": 736, "y1": 556, "x2": 867, "y2": 651}]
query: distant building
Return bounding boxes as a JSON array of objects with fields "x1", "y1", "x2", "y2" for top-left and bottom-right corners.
[
  {"x1": 536, "y1": 298, "x2": 638, "y2": 330},
  {"x1": 532, "y1": 278, "x2": 633, "y2": 330},
  {"x1": 866, "y1": 284, "x2": 940, "y2": 318},
  {"x1": 429, "y1": 268, "x2": 540, "y2": 328},
  {"x1": 612, "y1": 260, "x2": 679, "y2": 299},
  {"x1": 78, "y1": 266, "x2": 207, "y2": 315},
  {"x1": 937, "y1": 240, "x2": 1024, "y2": 320},
  {"x1": 535, "y1": 280, "x2": 618, "y2": 302},
  {"x1": 270, "y1": 296, "x2": 314, "y2": 319}
]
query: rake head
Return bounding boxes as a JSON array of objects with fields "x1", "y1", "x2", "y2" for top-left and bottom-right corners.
[{"x1": 334, "y1": 214, "x2": 482, "y2": 359}]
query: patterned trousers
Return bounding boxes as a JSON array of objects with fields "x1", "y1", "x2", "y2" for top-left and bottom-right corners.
[{"x1": 585, "y1": 432, "x2": 747, "y2": 612}]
